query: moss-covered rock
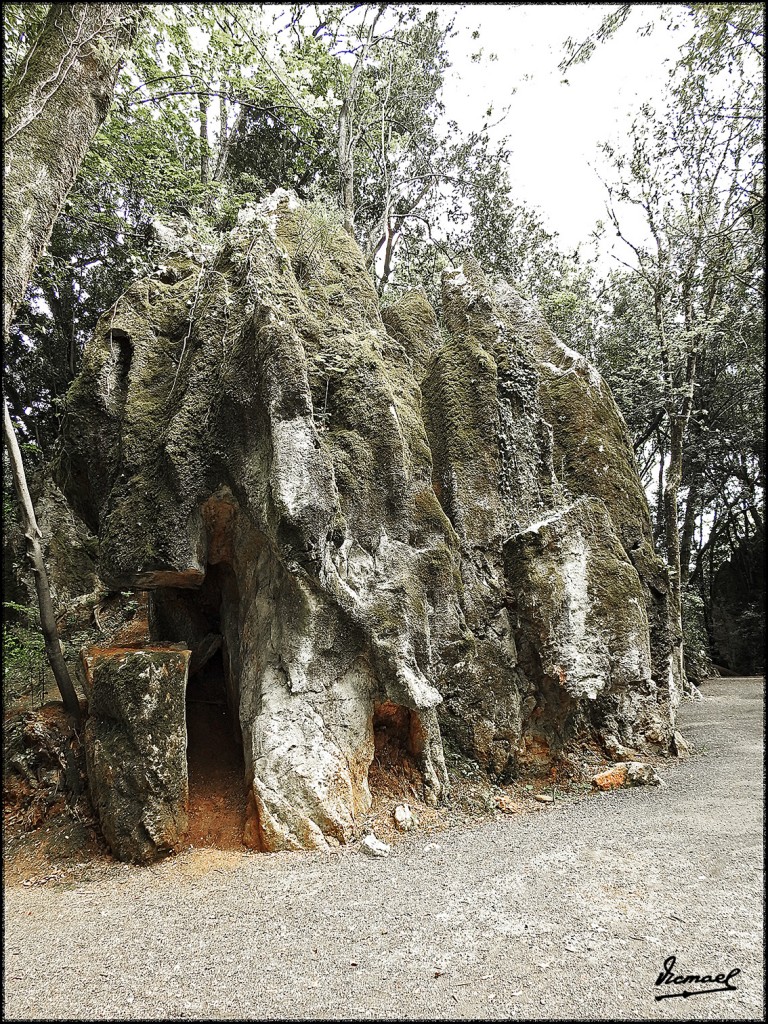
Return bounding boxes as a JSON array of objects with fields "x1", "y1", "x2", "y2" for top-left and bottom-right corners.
[
  {"x1": 503, "y1": 498, "x2": 669, "y2": 754},
  {"x1": 83, "y1": 645, "x2": 190, "y2": 863},
  {"x1": 58, "y1": 192, "x2": 677, "y2": 858},
  {"x1": 491, "y1": 278, "x2": 682, "y2": 719},
  {"x1": 381, "y1": 288, "x2": 443, "y2": 381},
  {"x1": 4, "y1": 472, "x2": 101, "y2": 620},
  {"x1": 61, "y1": 193, "x2": 456, "y2": 855}
]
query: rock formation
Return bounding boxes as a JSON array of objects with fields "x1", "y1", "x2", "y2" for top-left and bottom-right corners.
[
  {"x1": 57, "y1": 191, "x2": 682, "y2": 861},
  {"x1": 3, "y1": 472, "x2": 100, "y2": 619},
  {"x1": 83, "y1": 645, "x2": 190, "y2": 861}
]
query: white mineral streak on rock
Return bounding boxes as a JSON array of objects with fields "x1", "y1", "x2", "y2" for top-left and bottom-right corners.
[
  {"x1": 617, "y1": 597, "x2": 653, "y2": 684},
  {"x1": 135, "y1": 660, "x2": 165, "y2": 719},
  {"x1": 541, "y1": 360, "x2": 570, "y2": 376},
  {"x1": 249, "y1": 682, "x2": 362, "y2": 851},
  {"x1": 269, "y1": 415, "x2": 322, "y2": 520},
  {"x1": 553, "y1": 338, "x2": 603, "y2": 389},
  {"x1": 257, "y1": 187, "x2": 299, "y2": 236},
  {"x1": 558, "y1": 530, "x2": 603, "y2": 700},
  {"x1": 519, "y1": 505, "x2": 574, "y2": 535},
  {"x1": 286, "y1": 637, "x2": 322, "y2": 694},
  {"x1": 391, "y1": 661, "x2": 442, "y2": 711}
]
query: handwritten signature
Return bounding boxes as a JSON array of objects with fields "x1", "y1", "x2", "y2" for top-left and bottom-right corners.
[{"x1": 655, "y1": 955, "x2": 740, "y2": 1000}]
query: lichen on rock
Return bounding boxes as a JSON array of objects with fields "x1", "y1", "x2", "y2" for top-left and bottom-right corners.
[
  {"x1": 83, "y1": 645, "x2": 191, "y2": 863},
  {"x1": 58, "y1": 191, "x2": 679, "y2": 860}
]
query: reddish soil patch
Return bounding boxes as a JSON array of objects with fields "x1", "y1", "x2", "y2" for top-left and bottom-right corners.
[{"x1": 185, "y1": 657, "x2": 247, "y2": 851}]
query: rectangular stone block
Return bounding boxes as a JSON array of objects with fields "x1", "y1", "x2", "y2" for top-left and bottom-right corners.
[{"x1": 83, "y1": 644, "x2": 190, "y2": 863}]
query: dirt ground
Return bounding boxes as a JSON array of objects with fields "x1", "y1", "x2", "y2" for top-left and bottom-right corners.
[
  {"x1": 185, "y1": 658, "x2": 247, "y2": 852},
  {"x1": 2, "y1": 676, "x2": 764, "y2": 1021}
]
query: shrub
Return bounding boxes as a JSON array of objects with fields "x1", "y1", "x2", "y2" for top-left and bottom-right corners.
[{"x1": 2, "y1": 602, "x2": 47, "y2": 708}]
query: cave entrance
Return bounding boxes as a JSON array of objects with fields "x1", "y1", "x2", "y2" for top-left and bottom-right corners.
[
  {"x1": 184, "y1": 561, "x2": 246, "y2": 850},
  {"x1": 368, "y1": 701, "x2": 425, "y2": 801},
  {"x1": 150, "y1": 558, "x2": 247, "y2": 850},
  {"x1": 185, "y1": 645, "x2": 247, "y2": 850}
]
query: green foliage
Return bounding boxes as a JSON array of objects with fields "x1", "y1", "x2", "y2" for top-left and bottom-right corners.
[
  {"x1": 559, "y1": 5, "x2": 633, "y2": 73},
  {"x1": 2, "y1": 602, "x2": 46, "y2": 707},
  {"x1": 289, "y1": 201, "x2": 343, "y2": 284},
  {"x1": 2, "y1": 3, "x2": 49, "y2": 85},
  {"x1": 581, "y1": 2, "x2": 764, "y2": 669}
]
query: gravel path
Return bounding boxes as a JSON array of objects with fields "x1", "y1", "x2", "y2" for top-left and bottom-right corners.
[{"x1": 3, "y1": 676, "x2": 764, "y2": 1021}]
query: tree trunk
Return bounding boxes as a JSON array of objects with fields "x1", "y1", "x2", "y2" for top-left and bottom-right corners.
[
  {"x1": 3, "y1": 3, "x2": 141, "y2": 337},
  {"x1": 3, "y1": 3, "x2": 141, "y2": 716},
  {"x1": 199, "y1": 93, "x2": 210, "y2": 183},
  {"x1": 679, "y1": 476, "x2": 699, "y2": 587},
  {"x1": 214, "y1": 85, "x2": 229, "y2": 179},
  {"x1": 377, "y1": 217, "x2": 397, "y2": 296},
  {"x1": 654, "y1": 435, "x2": 665, "y2": 550},
  {"x1": 663, "y1": 414, "x2": 692, "y2": 692},
  {"x1": 336, "y1": 6, "x2": 383, "y2": 237},
  {"x1": 4, "y1": 400, "x2": 81, "y2": 719},
  {"x1": 338, "y1": 94, "x2": 356, "y2": 237},
  {"x1": 214, "y1": 101, "x2": 243, "y2": 182}
]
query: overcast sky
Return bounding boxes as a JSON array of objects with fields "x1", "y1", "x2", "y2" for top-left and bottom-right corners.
[{"x1": 440, "y1": 4, "x2": 695, "y2": 267}]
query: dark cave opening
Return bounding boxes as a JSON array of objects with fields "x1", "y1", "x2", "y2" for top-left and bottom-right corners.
[{"x1": 150, "y1": 561, "x2": 247, "y2": 849}]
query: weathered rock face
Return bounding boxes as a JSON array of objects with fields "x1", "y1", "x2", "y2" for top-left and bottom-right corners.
[
  {"x1": 3, "y1": 472, "x2": 100, "y2": 619},
  {"x1": 487, "y1": 276, "x2": 682, "y2": 736},
  {"x1": 58, "y1": 191, "x2": 679, "y2": 859},
  {"x1": 417, "y1": 259, "x2": 678, "y2": 768},
  {"x1": 82, "y1": 645, "x2": 190, "y2": 863}
]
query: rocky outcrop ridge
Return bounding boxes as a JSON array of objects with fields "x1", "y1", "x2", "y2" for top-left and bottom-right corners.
[{"x1": 58, "y1": 192, "x2": 680, "y2": 860}]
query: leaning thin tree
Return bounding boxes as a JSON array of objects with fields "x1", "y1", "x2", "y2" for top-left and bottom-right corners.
[{"x1": 3, "y1": 3, "x2": 142, "y2": 718}]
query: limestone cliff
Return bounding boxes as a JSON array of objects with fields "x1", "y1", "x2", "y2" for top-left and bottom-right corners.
[{"x1": 58, "y1": 192, "x2": 680, "y2": 861}]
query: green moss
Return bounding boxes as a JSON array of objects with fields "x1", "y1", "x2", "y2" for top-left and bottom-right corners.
[
  {"x1": 48, "y1": 526, "x2": 98, "y2": 598},
  {"x1": 538, "y1": 364, "x2": 652, "y2": 549},
  {"x1": 423, "y1": 332, "x2": 499, "y2": 468},
  {"x1": 420, "y1": 330, "x2": 505, "y2": 542},
  {"x1": 412, "y1": 488, "x2": 451, "y2": 536},
  {"x1": 380, "y1": 291, "x2": 442, "y2": 380}
]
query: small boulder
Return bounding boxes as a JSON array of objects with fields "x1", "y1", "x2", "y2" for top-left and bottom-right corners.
[
  {"x1": 534, "y1": 794, "x2": 554, "y2": 804},
  {"x1": 495, "y1": 795, "x2": 519, "y2": 814},
  {"x1": 603, "y1": 734, "x2": 638, "y2": 761},
  {"x1": 361, "y1": 833, "x2": 391, "y2": 858},
  {"x1": 671, "y1": 731, "x2": 691, "y2": 758},
  {"x1": 393, "y1": 804, "x2": 415, "y2": 831},
  {"x1": 625, "y1": 761, "x2": 662, "y2": 787},
  {"x1": 591, "y1": 761, "x2": 662, "y2": 791},
  {"x1": 84, "y1": 645, "x2": 191, "y2": 863},
  {"x1": 591, "y1": 764, "x2": 629, "y2": 791}
]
